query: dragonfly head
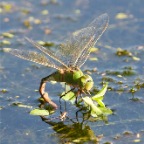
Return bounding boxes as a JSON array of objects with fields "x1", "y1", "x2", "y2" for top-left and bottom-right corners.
[{"x1": 80, "y1": 74, "x2": 94, "y2": 93}]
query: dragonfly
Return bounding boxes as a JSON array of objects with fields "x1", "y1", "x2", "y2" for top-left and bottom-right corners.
[{"x1": 5, "y1": 13, "x2": 109, "y2": 109}]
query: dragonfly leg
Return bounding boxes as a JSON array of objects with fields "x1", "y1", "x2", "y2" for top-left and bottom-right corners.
[
  {"x1": 75, "y1": 89, "x2": 83, "y2": 104},
  {"x1": 39, "y1": 77, "x2": 58, "y2": 109}
]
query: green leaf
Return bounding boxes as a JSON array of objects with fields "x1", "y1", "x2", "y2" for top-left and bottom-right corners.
[
  {"x1": 30, "y1": 108, "x2": 50, "y2": 116},
  {"x1": 12, "y1": 102, "x2": 32, "y2": 108},
  {"x1": 115, "y1": 13, "x2": 129, "y2": 19},
  {"x1": 132, "y1": 56, "x2": 140, "y2": 61},
  {"x1": 89, "y1": 47, "x2": 99, "y2": 53},
  {"x1": 96, "y1": 99, "x2": 105, "y2": 107},
  {"x1": 92, "y1": 82, "x2": 108, "y2": 100},
  {"x1": 99, "y1": 107, "x2": 113, "y2": 115},
  {"x1": 2, "y1": 32, "x2": 14, "y2": 38},
  {"x1": 61, "y1": 91, "x2": 76, "y2": 103},
  {"x1": 89, "y1": 57, "x2": 98, "y2": 61},
  {"x1": 82, "y1": 97, "x2": 102, "y2": 117}
]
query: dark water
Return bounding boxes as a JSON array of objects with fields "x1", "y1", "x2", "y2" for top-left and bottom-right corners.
[{"x1": 0, "y1": 0, "x2": 144, "y2": 143}]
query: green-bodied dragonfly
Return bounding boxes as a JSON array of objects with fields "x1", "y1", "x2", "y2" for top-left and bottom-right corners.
[{"x1": 4, "y1": 14, "x2": 109, "y2": 109}]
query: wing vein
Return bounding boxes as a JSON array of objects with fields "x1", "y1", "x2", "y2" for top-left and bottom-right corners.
[
  {"x1": 25, "y1": 37, "x2": 68, "y2": 69},
  {"x1": 4, "y1": 48, "x2": 61, "y2": 70}
]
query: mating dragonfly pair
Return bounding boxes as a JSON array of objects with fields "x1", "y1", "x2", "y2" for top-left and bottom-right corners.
[{"x1": 5, "y1": 13, "x2": 109, "y2": 109}]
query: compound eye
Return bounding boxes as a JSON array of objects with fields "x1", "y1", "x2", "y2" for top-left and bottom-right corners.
[{"x1": 87, "y1": 79, "x2": 91, "y2": 82}]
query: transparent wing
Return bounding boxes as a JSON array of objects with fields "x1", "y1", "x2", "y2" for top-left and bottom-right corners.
[
  {"x1": 56, "y1": 27, "x2": 96, "y2": 67},
  {"x1": 76, "y1": 13, "x2": 109, "y2": 67},
  {"x1": 25, "y1": 37, "x2": 68, "y2": 69},
  {"x1": 4, "y1": 48, "x2": 61, "y2": 70},
  {"x1": 56, "y1": 13, "x2": 109, "y2": 68},
  {"x1": 4, "y1": 13, "x2": 108, "y2": 71}
]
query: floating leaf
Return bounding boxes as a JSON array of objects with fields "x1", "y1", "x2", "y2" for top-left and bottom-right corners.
[
  {"x1": 1, "y1": 40, "x2": 11, "y2": 45},
  {"x1": 37, "y1": 40, "x2": 45, "y2": 45},
  {"x1": 92, "y1": 82, "x2": 108, "y2": 100},
  {"x1": 116, "y1": 48, "x2": 132, "y2": 56},
  {"x1": 23, "y1": 20, "x2": 31, "y2": 28},
  {"x1": 41, "y1": 10, "x2": 49, "y2": 15},
  {"x1": 61, "y1": 91, "x2": 76, "y2": 103},
  {"x1": 115, "y1": 13, "x2": 129, "y2": 19},
  {"x1": 96, "y1": 98, "x2": 105, "y2": 107},
  {"x1": 0, "y1": 89, "x2": 8, "y2": 93},
  {"x1": 37, "y1": 41, "x2": 55, "y2": 47},
  {"x1": 2, "y1": 32, "x2": 14, "y2": 38},
  {"x1": 0, "y1": 106, "x2": 3, "y2": 110},
  {"x1": 133, "y1": 139, "x2": 141, "y2": 143},
  {"x1": 74, "y1": 9, "x2": 81, "y2": 15},
  {"x1": 18, "y1": 104, "x2": 32, "y2": 108},
  {"x1": 132, "y1": 56, "x2": 140, "y2": 61},
  {"x1": 99, "y1": 107, "x2": 113, "y2": 115},
  {"x1": 82, "y1": 96, "x2": 102, "y2": 117},
  {"x1": 91, "y1": 83, "x2": 108, "y2": 107},
  {"x1": 12, "y1": 102, "x2": 32, "y2": 108},
  {"x1": 34, "y1": 19, "x2": 41, "y2": 24},
  {"x1": 89, "y1": 47, "x2": 99, "y2": 53},
  {"x1": 30, "y1": 108, "x2": 50, "y2": 116},
  {"x1": 117, "y1": 75, "x2": 123, "y2": 78},
  {"x1": 89, "y1": 57, "x2": 98, "y2": 61}
]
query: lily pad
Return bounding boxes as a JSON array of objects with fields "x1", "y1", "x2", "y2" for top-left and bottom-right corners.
[{"x1": 30, "y1": 108, "x2": 50, "y2": 116}]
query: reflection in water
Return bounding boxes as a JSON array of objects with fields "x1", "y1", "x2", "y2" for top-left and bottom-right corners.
[
  {"x1": 35, "y1": 84, "x2": 111, "y2": 143},
  {"x1": 39, "y1": 102, "x2": 108, "y2": 144},
  {"x1": 40, "y1": 115, "x2": 100, "y2": 143}
]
